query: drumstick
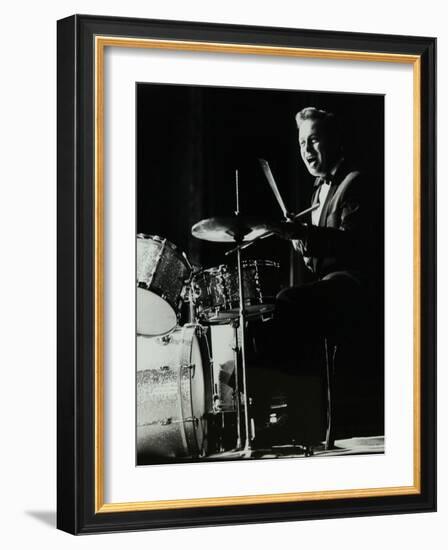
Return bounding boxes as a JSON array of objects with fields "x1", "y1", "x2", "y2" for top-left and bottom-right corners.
[
  {"x1": 291, "y1": 203, "x2": 320, "y2": 220},
  {"x1": 224, "y1": 203, "x2": 320, "y2": 256},
  {"x1": 258, "y1": 158, "x2": 290, "y2": 220},
  {"x1": 258, "y1": 158, "x2": 318, "y2": 254}
]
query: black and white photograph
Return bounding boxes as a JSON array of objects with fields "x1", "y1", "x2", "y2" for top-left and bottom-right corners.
[
  {"x1": 136, "y1": 83, "x2": 385, "y2": 465},
  {"x1": 53, "y1": 10, "x2": 435, "y2": 537}
]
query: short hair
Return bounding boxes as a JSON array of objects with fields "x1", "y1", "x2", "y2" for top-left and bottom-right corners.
[{"x1": 295, "y1": 107, "x2": 342, "y2": 150}]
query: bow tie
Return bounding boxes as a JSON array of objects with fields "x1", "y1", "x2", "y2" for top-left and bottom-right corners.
[{"x1": 314, "y1": 175, "x2": 333, "y2": 188}]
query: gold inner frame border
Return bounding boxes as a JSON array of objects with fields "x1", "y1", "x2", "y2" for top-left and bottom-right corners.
[{"x1": 94, "y1": 35, "x2": 421, "y2": 513}]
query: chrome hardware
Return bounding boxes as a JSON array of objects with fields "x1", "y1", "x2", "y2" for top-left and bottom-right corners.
[
  {"x1": 158, "y1": 334, "x2": 172, "y2": 345},
  {"x1": 182, "y1": 363, "x2": 196, "y2": 377}
]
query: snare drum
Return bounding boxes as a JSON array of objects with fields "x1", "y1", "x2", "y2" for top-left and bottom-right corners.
[
  {"x1": 192, "y1": 260, "x2": 280, "y2": 323},
  {"x1": 137, "y1": 234, "x2": 191, "y2": 336},
  {"x1": 226, "y1": 259, "x2": 280, "y2": 315},
  {"x1": 137, "y1": 324, "x2": 213, "y2": 460}
]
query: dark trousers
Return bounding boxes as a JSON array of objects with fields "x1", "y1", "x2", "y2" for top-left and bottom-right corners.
[
  {"x1": 247, "y1": 272, "x2": 365, "y2": 444},
  {"x1": 275, "y1": 272, "x2": 363, "y2": 370}
]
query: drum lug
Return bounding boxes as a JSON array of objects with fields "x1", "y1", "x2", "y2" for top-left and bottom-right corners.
[
  {"x1": 158, "y1": 334, "x2": 172, "y2": 345},
  {"x1": 183, "y1": 363, "x2": 196, "y2": 377},
  {"x1": 212, "y1": 394, "x2": 222, "y2": 413},
  {"x1": 151, "y1": 417, "x2": 198, "y2": 426},
  {"x1": 148, "y1": 237, "x2": 165, "y2": 284}
]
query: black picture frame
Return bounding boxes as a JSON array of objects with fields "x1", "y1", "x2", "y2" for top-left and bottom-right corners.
[{"x1": 57, "y1": 14, "x2": 436, "y2": 534}]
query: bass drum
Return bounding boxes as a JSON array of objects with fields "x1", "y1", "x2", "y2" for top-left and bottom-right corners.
[{"x1": 137, "y1": 324, "x2": 213, "y2": 461}]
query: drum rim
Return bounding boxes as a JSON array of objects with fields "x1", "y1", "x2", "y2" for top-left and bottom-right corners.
[
  {"x1": 137, "y1": 282, "x2": 180, "y2": 311},
  {"x1": 137, "y1": 233, "x2": 190, "y2": 260},
  {"x1": 196, "y1": 259, "x2": 280, "y2": 274},
  {"x1": 241, "y1": 259, "x2": 280, "y2": 268},
  {"x1": 179, "y1": 324, "x2": 212, "y2": 457},
  {"x1": 193, "y1": 264, "x2": 227, "y2": 277}
]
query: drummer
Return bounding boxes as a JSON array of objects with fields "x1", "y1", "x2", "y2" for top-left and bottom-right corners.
[
  {"x1": 265, "y1": 107, "x2": 378, "y2": 443},
  {"x1": 273, "y1": 107, "x2": 370, "y2": 330}
]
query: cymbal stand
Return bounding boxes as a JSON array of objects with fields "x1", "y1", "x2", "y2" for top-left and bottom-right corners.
[
  {"x1": 235, "y1": 237, "x2": 252, "y2": 452},
  {"x1": 230, "y1": 318, "x2": 242, "y2": 450},
  {"x1": 233, "y1": 169, "x2": 252, "y2": 453},
  {"x1": 225, "y1": 203, "x2": 320, "y2": 257}
]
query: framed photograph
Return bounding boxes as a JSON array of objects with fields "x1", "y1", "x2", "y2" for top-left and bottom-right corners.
[{"x1": 57, "y1": 14, "x2": 436, "y2": 534}]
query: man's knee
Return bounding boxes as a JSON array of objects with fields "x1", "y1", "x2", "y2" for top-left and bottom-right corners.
[
  {"x1": 276, "y1": 285, "x2": 305, "y2": 304},
  {"x1": 276, "y1": 287, "x2": 290, "y2": 303}
]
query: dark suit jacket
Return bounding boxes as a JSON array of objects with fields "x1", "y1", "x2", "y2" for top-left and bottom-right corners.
[{"x1": 298, "y1": 160, "x2": 377, "y2": 284}]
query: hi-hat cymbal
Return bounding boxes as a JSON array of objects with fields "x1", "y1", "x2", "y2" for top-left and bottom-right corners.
[{"x1": 191, "y1": 216, "x2": 269, "y2": 243}]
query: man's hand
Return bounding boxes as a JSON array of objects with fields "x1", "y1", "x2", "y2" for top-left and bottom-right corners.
[{"x1": 267, "y1": 220, "x2": 307, "y2": 240}]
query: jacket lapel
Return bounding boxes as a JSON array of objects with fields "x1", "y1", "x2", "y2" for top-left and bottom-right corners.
[
  {"x1": 312, "y1": 162, "x2": 346, "y2": 273},
  {"x1": 318, "y1": 182, "x2": 338, "y2": 227}
]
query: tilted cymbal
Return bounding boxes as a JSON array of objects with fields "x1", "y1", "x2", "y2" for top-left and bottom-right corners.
[{"x1": 191, "y1": 216, "x2": 269, "y2": 243}]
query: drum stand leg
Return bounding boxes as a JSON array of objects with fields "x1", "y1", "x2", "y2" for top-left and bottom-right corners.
[
  {"x1": 231, "y1": 319, "x2": 243, "y2": 450},
  {"x1": 223, "y1": 171, "x2": 254, "y2": 457},
  {"x1": 226, "y1": 241, "x2": 254, "y2": 456},
  {"x1": 236, "y1": 242, "x2": 252, "y2": 454}
]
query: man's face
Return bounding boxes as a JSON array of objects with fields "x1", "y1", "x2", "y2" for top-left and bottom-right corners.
[{"x1": 298, "y1": 118, "x2": 332, "y2": 177}]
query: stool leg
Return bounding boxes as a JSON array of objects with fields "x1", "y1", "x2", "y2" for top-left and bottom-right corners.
[{"x1": 325, "y1": 339, "x2": 337, "y2": 450}]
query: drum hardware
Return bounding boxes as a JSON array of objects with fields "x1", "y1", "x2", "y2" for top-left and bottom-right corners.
[
  {"x1": 191, "y1": 169, "x2": 255, "y2": 455},
  {"x1": 233, "y1": 167, "x2": 252, "y2": 454},
  {"x1": 260, "y1": 312, "x2": 274, "y2": 322},
  {"x1": 182, "y1": 363, "x2": 196, "y2": 377},
  {"x1": 158, "y1": 334, "x2": 172, "y2": 345},
  {"x1": 303, "y1": 445, "x2": 314, "y2": 457},
  {"x1": 224, "y1": 202, "x2": 319, "y2": 257},
  {"x1": 250, "y1": 417, "x2": 256, "y2": 442},
  {"x1": 182, "y1": 250, "x2": 193, "y2": 270},
  {"x1": 180, "y1": 253, "x2": 200, "y2": 324},
  {"x1": 224, "y1": 230, "x2": 272, "y2": 257},
  {"x1": 210, "y1": 374, "x2": 229, "y2": 415},
  {"x1": 140, "y1": 416, "x2": 200, "y2": 427},
  {"x1": 230, "y1": 318, "x2": 243, "y2": 450},
  {"x1": 212, "y1": 389, "x2": 222, "y2": 414},
  {"x1": 139, "y1": 418, "x2": 174, "y2": 427},
  {"x1": 206, "y1": 326, "x2": 237, "y2": 417}
]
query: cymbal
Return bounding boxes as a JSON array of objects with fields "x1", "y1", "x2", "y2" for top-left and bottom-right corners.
[{"x1": 191, "y1": 216, "x2": 269, "y2": 243}]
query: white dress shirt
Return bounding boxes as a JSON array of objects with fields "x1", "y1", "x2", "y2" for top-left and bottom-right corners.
[
  {"x1": 311, "y1": 180, "x2": 331, "y2": 226},
  {"x1": 298, "y1": 158, "x2": 344, "y2": 268}
]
